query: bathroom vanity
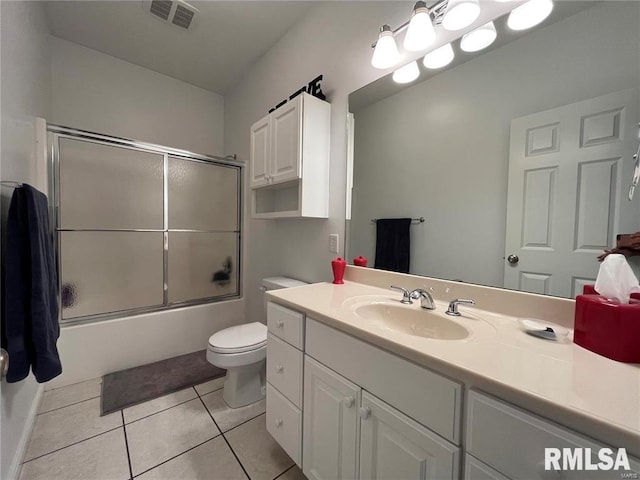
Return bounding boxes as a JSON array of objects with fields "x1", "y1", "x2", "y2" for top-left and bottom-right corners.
[{"x1": 265, "y1": 267, "x2": 640, "y2": 480}]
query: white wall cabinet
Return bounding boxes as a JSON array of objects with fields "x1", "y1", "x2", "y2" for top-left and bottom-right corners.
[{"x1": 250, "y1": 93, "x2": 330, "y2": 218}]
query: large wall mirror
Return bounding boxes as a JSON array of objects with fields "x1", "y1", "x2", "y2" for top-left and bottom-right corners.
[{"x1": 346, "y1": 1, "x2": 640, "y2": 299}]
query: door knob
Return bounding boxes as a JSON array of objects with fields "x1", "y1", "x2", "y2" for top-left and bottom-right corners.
[
  {"x1": 507, "y1": 254, "x2": 519, "y2": 265},
  {"x1": 275, "y1": 418, "x2": 283, "y2": 427},
  {"x1": 275, "y1": 364, "x2": 284, "y2": 373},
  {"x1": 0, "y1": 348, "x2": 8, "y2": 379},
  {"x1": 344, "y1": 396, "x2": 355, "y2": 408}
]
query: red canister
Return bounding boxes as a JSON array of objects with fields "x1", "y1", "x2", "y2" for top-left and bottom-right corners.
[
  {"x1": 331, "y1": 257, "x2": 347, "y2": 284},
  {"x1": 353, "y1": 256, "x2": 368, "y2": 267}
]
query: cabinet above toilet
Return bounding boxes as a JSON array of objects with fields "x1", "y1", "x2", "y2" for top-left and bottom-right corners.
[{"x1": 250, "y1": 93, "x2": 331, "y2": 219}]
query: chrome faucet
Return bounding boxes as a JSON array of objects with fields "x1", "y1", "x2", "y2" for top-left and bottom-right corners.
[
  {"x1": 446, "y1": 298, "x2": 475, "y2": 316},
  {"x1": 390, "y1": 286, "x2": 413, "y2": 304},
  {"x1": 410, "y1": 288, "x2": 436, "y2": 310}
]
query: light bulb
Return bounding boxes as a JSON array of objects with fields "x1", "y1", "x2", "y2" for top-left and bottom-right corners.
[
  {"x1": 507, "y1": 0, "x2": 553, "y2": 31},
  {"x1": 392, "y1": 61, "x2": 420, "y2": 84},
  {"x1": 371, "y1": 25, "x2": 400, "y2": 69},
  {"x1": 403, "y1": 2, "x2": 436, "y2": 52},
  {"x1": 423, "y1": 43, "x2": 455, "y2": 69},
  {"x1": 442, "y1": 0, "x2": 480, "y2": 31},
  {"x1": 460, "y1": 21, "x2": 497, "y2": 52}
]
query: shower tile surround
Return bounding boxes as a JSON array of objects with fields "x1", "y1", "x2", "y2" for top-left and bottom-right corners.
[
  {"x1": 19, "y1": 379, "x2": 304, "y2": 480},
  {"x1": 266, "y1": 266, "x2": 640, "y2": 459}
]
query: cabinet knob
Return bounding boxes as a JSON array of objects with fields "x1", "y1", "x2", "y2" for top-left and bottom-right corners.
[
  {"x1": 275, "y1": 364, "x2": 284, "y2": 373},
  {"x1": 359, "y1": 406, "x2": 371, "y2": 419},
  {"x1": 276, "y1": 320, "x2": 284, "y2": 328},
  {"x1": 344, "y1": 396, "x2": 355, "y2": 408},
  {"x1": 275, "y1": 418, "x2": 283, "y2": 427}
]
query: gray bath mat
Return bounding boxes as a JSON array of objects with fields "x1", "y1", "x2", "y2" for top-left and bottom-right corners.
[{"x1": 101, "y1": 350, "x2": 225, "y2": 415}]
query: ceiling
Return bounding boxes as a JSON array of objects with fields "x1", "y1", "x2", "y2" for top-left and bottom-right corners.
[{"x1": 44, "y1": 1, "x2": 317, "y2": 95}]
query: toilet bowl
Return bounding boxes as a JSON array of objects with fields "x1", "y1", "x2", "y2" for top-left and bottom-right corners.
[
  {"x1": 207, "y1": 276, "x2": 307, "y2": 408},
  {"x1": 207, "y1": 322, "x2": 267, "y2": 408}
]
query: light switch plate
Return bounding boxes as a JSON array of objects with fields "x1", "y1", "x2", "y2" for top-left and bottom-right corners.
[{"x1": 329, "y1": 234, "x2": 339, "y2": 253}]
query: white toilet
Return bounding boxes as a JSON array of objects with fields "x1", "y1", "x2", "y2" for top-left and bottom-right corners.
[{"x1": 206, "y1": 277, "x2": 307, "y2": 408}]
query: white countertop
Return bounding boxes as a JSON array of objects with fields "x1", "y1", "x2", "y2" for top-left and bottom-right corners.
[{"x1": 267, "y1": 280, "x2": 640, "y2": 456}]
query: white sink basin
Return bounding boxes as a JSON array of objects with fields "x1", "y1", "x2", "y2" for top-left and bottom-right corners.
[{"x1": 353, "y1": 302, "x2": 470, "y2": 340}]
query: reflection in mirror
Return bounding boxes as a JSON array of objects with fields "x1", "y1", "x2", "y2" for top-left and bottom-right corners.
[{"x1": 347, "y1": 1, "x2": 640, "y2": 299}]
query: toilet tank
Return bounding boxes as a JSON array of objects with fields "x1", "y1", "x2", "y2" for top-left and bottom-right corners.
[{"x1": 261, "y1": 277, "x2": 307, "y2": 314}]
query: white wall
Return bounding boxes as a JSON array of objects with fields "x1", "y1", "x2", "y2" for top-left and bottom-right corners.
[
  {"x1": 47, "y1": 37, "x2": 242, "y2": 387},
  {"x1": 349, "y1": 2, "x2": 640, "y2": 288},
  {"x1": 0, "y1": 2, "x2": 51, "y2": 478},
  {"x1": 224, "y1": 2, "x2": 408, "y2": 322},
  {"x1": 51, "y1": 37, "x2": 224, "y2": 155}
]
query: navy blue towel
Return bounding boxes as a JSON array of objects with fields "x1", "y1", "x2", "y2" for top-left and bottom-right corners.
[
  {"x1": 374, "y1": 218, "x2": 411, "y2": 274},
  {"x1": 2, "y1": 184, "x2": 61, "y2": 383}
]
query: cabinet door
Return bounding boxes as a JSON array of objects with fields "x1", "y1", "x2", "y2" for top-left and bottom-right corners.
[
  {"x1": 270, "y1": 96, "x2": 302, "y2": 185},
  {"x1": 359, "y1": 392, "x2": 460, "y2": 480},
  {"x1": 303, "y1": 356, "x2": 360, "y2": 480},
  {"x1": 250, "y1": 115, "x2": 270, "y2": 188}
]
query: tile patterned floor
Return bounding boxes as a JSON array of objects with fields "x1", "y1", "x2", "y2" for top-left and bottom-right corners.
[{"x1": 19, "y1": 377, "x2": 306, "y2": 480}]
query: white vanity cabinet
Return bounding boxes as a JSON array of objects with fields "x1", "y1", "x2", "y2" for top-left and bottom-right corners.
[
  {"x1": 303, "y1": 355, "x2": 459, "y2": 480},
  {"x1": 265, "y1": 302, "x2": 305, "y2": 466},
  {"x1": 304, "y1": 318, "x2": 461, "y2": 480},
  {"x1": 303, "y1": 356, "x2": 360, "y2": 480},
  {"x1": 466, "y1": 390, "x2": 640, "y2": 480},
  {"x1": 250, "y1": 92, "x2": 330, "y2": 219}
]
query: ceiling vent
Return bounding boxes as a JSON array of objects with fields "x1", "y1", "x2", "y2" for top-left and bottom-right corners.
[{"x1": 142, "y1": 0, "x2": 199, "y2": 30}]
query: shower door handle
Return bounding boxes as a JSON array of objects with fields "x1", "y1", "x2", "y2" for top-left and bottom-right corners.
[{"x1": 0, "y1": 348, "x2": 8, "y2": 379}]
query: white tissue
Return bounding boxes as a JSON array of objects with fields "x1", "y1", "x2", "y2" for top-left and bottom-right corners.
[{"x1": 595, "y1": 254, "x2": 640, "y2": 304}]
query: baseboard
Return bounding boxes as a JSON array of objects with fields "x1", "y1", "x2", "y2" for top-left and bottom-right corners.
[{"x1": 6, "y1": 383, "x2": 44, "y2": 480}]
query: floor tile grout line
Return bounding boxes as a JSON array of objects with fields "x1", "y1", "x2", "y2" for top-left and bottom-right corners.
[
  {"x1": 37, "y1": 395, "x2": 102, "y2": 416},
  {"x1": 195, "y1": 390, "x2": 253, "y2": 480},
  {"x1": 273, "y1": 464, "x2": 296, "y2": 480},
  {"x1": 122, "y1": 385, "x2": 224, "y2": 426},
  {"x1": 21, "y1": 425, "x2": 123, "y2": 464},
  {"x1": 131, "y1": 435, "x2": 220, "y2": 478},
  {"x1": 222, "y1": 411, "x2": 266, "y2": 435},
  {"x1": 124, "y1": 396, "x2": 199, "y2": 425},
  {"x1": 121, "y1": 411, "x2": 134, "y2": 480}
]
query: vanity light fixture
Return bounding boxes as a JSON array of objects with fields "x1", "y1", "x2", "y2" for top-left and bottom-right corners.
[
  {"x1": 460, "y1": 21, "x2": 497, "y2": 52},
  {"x1": 371, "y1": 25, "x2": 400, "y2": 69},
  {"x1": 392, "y1": 61, "x2": 420, "y2": 84},
  {"x1": 404, "y1": 1, "x2": 436, "y2": 52},
  {"x1": 423, "y1": 43, "x2": 455, "y2": 69},
  {"x1": 441, "y1": 0, "x2": 481, "y2": 31},
  {"x1": 507, "y1": 0, "x2": 554, "y2": 30}
]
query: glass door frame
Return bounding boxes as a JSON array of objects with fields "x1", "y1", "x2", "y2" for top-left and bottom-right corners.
[{"x1": 48, "y1": 124, "x2": 244, "y2": 326}]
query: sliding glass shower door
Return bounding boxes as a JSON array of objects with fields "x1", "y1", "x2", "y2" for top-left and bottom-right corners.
[{"x1": 52, "y1": 127, "x2": 241, "y2": 324}]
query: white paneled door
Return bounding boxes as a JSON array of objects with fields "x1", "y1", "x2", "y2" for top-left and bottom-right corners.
[{"x1": 504, "y1": 88, "x2": 640, "y2": 298}]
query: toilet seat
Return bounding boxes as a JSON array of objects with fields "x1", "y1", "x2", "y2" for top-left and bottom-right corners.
[{"x1": 208, "y1": 322, "x2": 267, "y2": 354}]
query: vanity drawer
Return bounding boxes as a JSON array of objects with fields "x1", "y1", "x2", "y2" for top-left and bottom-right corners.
[
  {"x1": 267, "y1": 302, "x2": 304, "y2": 349},
  {"x1": 305, "y1": 318, "x2": 462, "y2": 444},
  {"x1": 267, "y1": 333, "x2": 303, "y2": 407},
  {"x1": 466, "y1": 390, "x2": 640, "y2": 479},
  {"x1": 266, "y1": 383, "x2": 302, "y2": 467}
]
